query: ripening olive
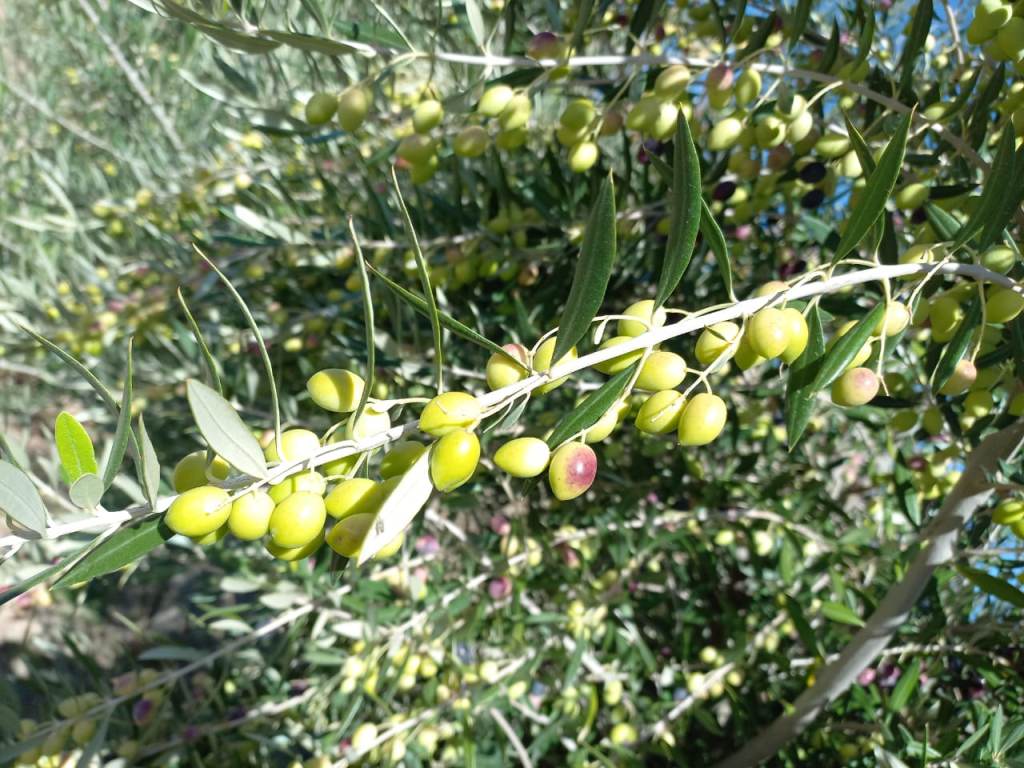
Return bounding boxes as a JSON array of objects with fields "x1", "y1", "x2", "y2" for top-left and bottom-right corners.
[
  {"x1": 594, "y1": 336, "x2": 644, "y2": 374},
  {"x1": 618, "y1": 299, "x2": 667, "y2": 337},
  {"x1": 165, "y1": 486, "x2": 232, "y2": 538},
  {"x1": 548, "y1": 442, "x2": 598, "y2": 501},
  {"x1": 307, "y1": 369, "x2": 365, "y2": 413},
  {"x1": 993, "y1": 498, "x2": 1024, "y2": 525},
  {"x1": 986, "y1": 288, "x2": 1024, "y2": 324},
  {"x1": 305, "y1": 92, "x2": 338, "y2": 125},
  {"x1": 380, "y1": 441, "x2": 427, "y2": 478},
  {"x1": 695, "y1": 322, "x2": 741, "y2": 366},
  {"x1": 478, "y1": 85, "x2": 514, "y2": 117},
  {"x1": 429, "y1": 429, "x2": 480, "y2": 492},
  {"x1": 269, "y1": 492, "x2": 327, "y2": 549},
  {"x1": 746, "y1": 308, "x2": 790, "y2": 359},
  {"x1": 326, "y1": 513, "x2": 373, "y2": 558},
  {"x1": 636, "y1": 351, "x2": 686, "y2": 390},
  {"x1": 266, "y1": 531, "x2": 324, "y2": 561},
  {"x1": 453, "y1": 125, "x2": 489, "y2": 158},
  {"x1": 780, "y1": 307, "x2": 809, "y2": 364},
  {"x1": 831, "y1": 367, "x2": 880, "y2": 407},
  {"x1": 486, "y1": 343, "x2": 530, "y2": 390},
  {"x1": 534, "y1": 337, "x2": 578, "y2": 393},
  {"x1": 337, "y1": 86, "x2": 370, "y2": 131},
  {"x1": 677, "y1": 393, "x2": 728, "y2": 446},
  {"x1": 412, "y1": 99, "x2": 444, "y2": 133},
  {"x1": 419, "y1": 391, "x2": 481, "y2": 436},
  {"x1": 938, "y1": 359, "x2": 977, "y2": 395},
  {"x1": 172, "y1": 451, "x2": 230, "y2": 493},
  {"x1": 265, "y1": 429, "x2": 320, "y2": 463},
  {"x1": 635, "y1": 390, "x2": 686, "y2": 434},
  {"x1": 494, "y1": 437, "x2": 551, "y2": 477},
  {"x1": 228, "y1": 490, "x2": 275, "y2": 540}
]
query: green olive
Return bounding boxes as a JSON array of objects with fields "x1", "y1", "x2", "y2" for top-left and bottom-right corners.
[
  {"x1": 165, "y1": 486, "x2": 232, "y2": 538},
  {"x1": 172, "y1": 451, "x2": 230, "y2": 493},
  {"x1": 419, "y1": 391, "x2": 481, "y2": 436},
  {"x1": 307, "y1": 369, "x2": 366, "y2": 413},
  {"x1": 269, "y1": 491, "x2": 327, "y2": 549},
  {"x1": 337, "y1": 86, "x2": 370, "y2": 132},
  {"x1": 677, "y1": 393, "x2": 728, "y2": 446},
  {"x1": 695, "y1": 322, "x2": 741, "y2": 366},
  {"x1": 986, "y1": 288, "x2": 1024, "y2": 324},
  {"x1": 831, "y1": 367, "x2": 879, "y2": 407},
  {"x1": 325, "y1": 478, "x2": 381, "y2": 520},
  {"x1": 548, "y1": 442, "x2": 597, "y2": 501},
  {"x1": 871, "y1": 302, "x2": 911, "y2": 338},
  {"x1": 568, "y1": 141, "x2": 599, "y2": 173},
  {"x1": 618, "y1": 299, "x2": 667, "y2": 337},
  {"x1": 380, "y1": 441, "x2": 428, "y2": 478},
  {"x1": 264, "y1": 429, "x2": 321, "y2": 463},
  {"x1": 654, "y1": 65, "x2": 691, "y2": 99},
  {"x1": 477, "y1": 85, "x2": 514, "y2": 117},
  {"x1": 397, "y1": 134, "x2": 437, "y2": 165},
  {"x1": 635, "y1": 351, "x2": 686, "y2": 390},
  {"x1": 412, "y1": 99, "x2": 444, "y2": 133},
  {"x1": 453, "y1": 125, "x2": 489, "y2": 158},
  {"x1": 635, "y1": 390, "x2": 686, "y2": 434},
  {"x1": 533, "y1": 337, "x2": 578, "y2": 393},
  {"x1": 191, "y1": 523, "x2": 229, "y2": 546},
  {"x1": 494, "y1": 437, "x2": 551, "y2": 477},
  {"x1": 429, "y1": 429, "x2": 480, "y2": 492},
  {"x1": 485, "y1": 343, "x2": 530, "y2": 390},
  {"x1": 993, "y1": 499, "x2": 1024, "y2": 525},
  {"x1": 228, "y1": 490, "x2": 275, "y2": 540},
  {"x1": 747, "y1": 307, "x2": 790, "y2": 359},
  {"x1": 929, "y1": 296, "x2": 964, "y2": 342},
  {"x1": 266, "y1": 530, "x2": 324, "y2": 561},
  {"x1": 498, "y1": 93, "x2": 532, "y2": 131},
  {"x1": 594, "y1": 336, "x2": 644, "y2": 374},
  {"x1": 326, "y1": 513, "x2": 373, "y2": 558},
  {"x1": 305, "y1": 92, "x2": 338, "y2": 125},
  {"x1": 938, "y1": 359, "x2": 977, "y2": 395},
  {"x1": 560, "y1": 98, "x2": 597, "y2": 130}
]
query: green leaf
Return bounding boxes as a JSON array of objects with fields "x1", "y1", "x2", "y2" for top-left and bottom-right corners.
[
  {"x1": 261, "y1": 29, "x2": 366, "y2": 56},
  {"x1": 784, "y1": 594, "x2": 823, "y2": 658},
  {"x1": 819, "y1": 17, "x2": 840, "y2": 72},
  {"x1": 655, "y1": 116, "x2": 702, "y2": 308},
  {"x1": 69, "y1": 473, "x2": 104, "y2": 510},
  {"x1": 357, "y1": 450, "x2": 432, "y2": 565},
  {"x1": 348, "y1": 218, "x2": 377, "y2": 428},
  {"x1": 931, "y1": 297, "x2": 981, "y2": 394},
  {"x1": 821, "y1": 601, "x2": 865, "y2": 627},
  {"x1": 54, "y1": 411, "x2": 98, "y2": 484},
  {"x1": 553, "y1": 174, "x2": 617, "y2": 364},
  {"x1": 808, "y1": 304, "x2": 885, "y2": 391},
  {"x1": 788, "y1": 0, "x2": 812, "y2": 47},
  {"x1": 465, "y1": 0, "x2": 486, "y2": 47},
  {"x1": 958, "y1": 565, "x2": 1024, "y2": 609},
  {"x1": 76, "y1": 711, "x2": 111, "y2": 768},
  {"x1": 177, "y1": 288, "x2": 224, "y2": 395},
  {"x1": 55, "y1": 516, "x2": 174, "y2": 587},
  {"x1": 0, "y1": 460, "x2": 47, "y2": 535},
  {"x1": 700, "y1": 200, "x2": 734, "y2": 300},
  {"x1": 186, "y1": 379, "x2": 267, "y2": 479},
  {"x1": 137, "y1": 414, "x2": 161, "y2": 510},
  {"x1": 888, "y1": 658, "x2": 922, "y2": 711},
  {"x1": 832, "y1": 111, "x2": 912, "y2": 263},
  {"x1": 843, "y1": 113, "x2": 876, "y2": 176},
  {"x1": 954, "y1": 130, "x2": 1020, "y2": 250},
  {"x1": 924, "y1": 202, "x2": 961, "y2": 241},
  {"x1": 898, "y1": 0, "x2": 933, "y2": 95},
  {"x1": 545, "y1": 363, "x2": 638, "y2": 449},
  {"x1": 785, "y1": 304, "x2": 826, "y2": 448},
  {"x1": 101, "y1": 339, "x2": 134, "y2": 490},
  {"x1": 628, "y1": 0, "x2": 666, "y2": 44},
  {"x1": 21, "y1": 325, "x2": 117, "y2": 413}
]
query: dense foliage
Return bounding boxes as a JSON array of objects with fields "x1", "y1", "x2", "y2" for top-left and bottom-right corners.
[{"x1": 2, "y1": 0, "x2": 1024, "y2": 766}]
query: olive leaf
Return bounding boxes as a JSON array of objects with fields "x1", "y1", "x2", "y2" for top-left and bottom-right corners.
[
  {"x1": 654, "y1": 115, "x2": 702, "y2": 308},
  {"x1": 808, "y1": 304, "x2": 885, "y2": 391},
  {"x1": 0, "y1": 460, "x2": 48, "y2": 535},
  {"x1": 357, "y1": 450, "x2": 432, "y2": 565},
  {"x1": 55, "y1": 515, "x2": 174, "y2": 587},
  {"x1": 69, "y1": 473, "x2": 104, "y2": 510},
  {"x1": 784, "y1": 304, "x2": 826, "y2": 449},
  {"x1": 137, "y1": 414, "x2": 161, "y2": 510},
  {"x1": 546, "y1": 363, "x2": 638, "y2": 449},
  {"x1": 186, "y1": 379, "x2": 267, "y2": 479},
  {"x1": 101, "y1": 338, "x2": 135, "y2": 490},
  {"x1": 54, "y1": 411, "x2": 98, "y2": 485},
  {"x1": 958, "y1": 564, "x2": 1024, "y2": 609},
  {"x1": 954, "y1": 130, "x2": 1020, "y2": 250}
]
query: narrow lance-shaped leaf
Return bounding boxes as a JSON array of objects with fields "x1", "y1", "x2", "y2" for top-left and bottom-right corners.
[
  {"x1": 177, "y1": 287, "x2": 223, "y2": 395},
  {"x1": 788, "y1": 0, "x2": 812, "y2": 47},
  {"x1": 55, "y1": 516, "x2": 174, "y2": 587},
  {"x1": 553, "y1": 174, "x2": 617, "y2": 364},
  {"x1": 700, "y1": 200, "x2": 735, "y2": 301},
  {"x1": 932, "y1": 297, "x2": 981, "y2": 394},
  {"x1": 888, "y1": 658, "x2": 922, "y2": 711},
  {"x1": 821, "y1": 601, "x2": 865, "y2": 627},
  {"x1": 958, "y1": 564, "x2": 1024, "y2": 609},
  {"x1": 101, "y1": 338, "x2": 135, "y2": 490},
  {"x1": 831, "y1": 111, "x2": 913, "y2": 264},
  {"x1": 137, "y1": 414, "x2": 161, "y2": 509},
  {"x1": 655, "y1": 115, "x2": 702, "y2": 308},
  {"x1": 785, "y1": 304, "x2": 826, "y2": 449},
  {"x1": 546, "y1": 363, "x2": 638, "y2": 449},
  {"x1": 956, "y1": 129, "x2": 1021, "y2": 250},
  {"x1": 898, "y1": 0, "x2": 932, "y2": 95},
  {"x1": 358, "y1": 450, "x2": 432, "y2": 565},
  {"x1": 0, "y1": 460, "x2": 48, "y2": 535},
  {"x1": 186, "y1": 379, "x2": 268, "y2": 479},
  {"x1": 54, "y1": 411, "x2": 98, "y2": 484},
  {"x1": 348, "y1": 217, "x2": 376, "y2": 427},
  {"x1": 809, "y1": 304, "x2": 885, "y2": 391},
  {"x1": 925, "y1": 202, "x2": 961, "y2": 241}
]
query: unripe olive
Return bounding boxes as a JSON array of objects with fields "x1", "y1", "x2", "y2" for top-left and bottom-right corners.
[
  {"x1": 380, "y1": 441, "x2": 427, "y2": 478},
  {"x1": 325, "y1": 478, "x2": 381, "y2": 520},
  {"x1": 922, "y1": 405, "x2": 944, "y2": 435},
  {"x1": 166, "y1": 486, "x2": 231, "y2": 538},
  {"x1": 891, "y1": 409, "x2": 918, "y2": 432},
  {"x1": 734, "y1": 69, "x2": 762, "y2": 107},
  {"x1": 981, "y1": 246, "x2": 1016, "y2": 273},
  {"x1": 412, "y1": 99, "x2": 444, "y2": 133},
  {"x1": 397, "y1": 134, "x2": 436, "y2": 165},
  {"x1": 649, "y1": 101, "x2": 679, "y2": 140},
  {"x1": 494, "y1": 437, "x2": 551, "y2": 477},
  {"x1": 626, "y1": 96, "x2": 661, "y2": 132},
  {"x1": 964, "y1": 390, "x2": 994, "y2": 419},
  {"x1": 619, "y1": 299, "x2": 667, "y2": 337},
  {"x1": 610, "y1": 722, "x2": 638, "y2": 745},
  {"x1": 478, "y1": 85, "x2": 514, "y2": 117},
  {"x1": 265, "y1": 429, "x2": 320, "y2": 463},
  {"x1": 267, "y1": 531, "x2": 324, "y2": 561},
  {"x1": 560, "y1": 98, "x2": 596, "y2": 131},
  {"x1": 997, "y1": 17, "x2": 1024, "y2": 61},
  {"x1": 568, "y1": 141, "x2": 599, "y2": 173},
  {"x1": 337, "y1": 86, "x2": 370, "y2": 131},
  {"x1": 747, "y1": 307, "x2": 790, "y2": 359},
  {"x1": 345, "y1": 405, "x2": 392, "y2": 440},
  {"x1": 929, "y1": 296, "x2": 964, "y2": 342},
  {"x1": 173, "y1": 451, "x2": 230, "y2": 493},
  {"x1": 548, "y1": 442, "x2": 598, "y2": 501},
  {"x1": 636, "y1": 351, "x2": 686, "y2": 390},
  {"x1": 1010, "y1": 391, "x2": 1024, "y2": 416},
  {"x1": 409, "y1": 154, "x2": 439, "y2": 184},
  {"x1": 419, "y1": 391, "x2": 481, "y2": 436},
  {"x1": 993, "y1": 498, "x2": 1024, "y2": 525},
  {"x1": 780, "y1": 307, "x2": 810, "y2": 364},
  {"x1": 429, "y1": 429, "x2": 480, "y2": 492},
  {"x1": 327, "y1": 513, "x2": 373, "y2": 558},
  {"x1": 374, "y1": 530, "x2": 405, "y2": 560},
  {"x1": 599, "y1": 109, "x2": 624, "y2": 136},
  {"x1": 71, "y1": 719, "x2": 96, "y2": 746},
  {"x1": 708, "y1": 117, "x2": 743, "y2": 151},
  {"x1": 584, "y1": 400, "x2": 628, "y2": 444},
  {"x1": 228, "y1": 490, "x2": 275, "y2": 540},
  {"x1": 594, "y1": 336, "x2": 644, "y2": 374},
  {"x1": 754, "y1": 116, "x2": 786, "y2": 148},
  {"x1": 695, "y1": 321, "x2": 741, "y2": 366},
  {"x1": 939, "y1": 359, "x2": 977, "y2": 395},
  {"x1": 307, "y1": 369, "x2": 365, "y2": 413},
  {"x1": 534, "y1": 337, "x2": 578, "y2": 393},
  {"x1": 786, "y1": 109, "x2": 814, "y2": 142},
  {"x1": 635, "y1": 390, "x2": 686, "y2": 434},
  {"x1": 900, "y1": 242, "x2": 940, "y2": 267},
  {"x1": 677, "y1": 393, "x2": 728, "y2": 446},
  {"x1": 872, "y1": 302, "x2": 911, "y2": 337},
  {"x1": 654, "y1": 65, "x2": 691, "y2": 99},
  {"x1": 305, "y1": 92, "x2": 338, "y2": 125},
  {"x1": 986, "y1": 287, "x2": 1024, "y2": 323},
  {"x1": 556, "y1": 123, "x2": 588, "y2": 146},
  {"x1": 453, "y1": 125, "x2": 489, "y2": 158},
  {"x1": 734, "y1": 334, "x2": 764, "y2": 369},
  {"x1": 486, "y1": 343, "x2": 530, "y2": 390},
  {"x1": 831, "y1": 367, "x2": 879, "y2": 407},
  {"x1": 499, "y1": 93, "x2": 532, "y2": 131},
  {"x1": 496, "y1": 127, "x2": 529, "y2": 150},
  {"x1": 775, "y1": 92, "x2": 807, "y2": 121},
  {"x1": 894, "y1": 182, "x2": 929, "y2": 209},
  {"x1": 269, "y1": 492, "x2": 327, "y2": 549}
]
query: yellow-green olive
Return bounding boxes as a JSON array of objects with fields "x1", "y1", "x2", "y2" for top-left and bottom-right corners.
[
  {"x1": 429, "y1": 429, "x2": 480, "y2": 492},
  {"x1": 305, "y1": 92, "x2": 338, "y2": 125},
  {"x1": 266, "y1": 531, "x2": 324, "y2": 561},
  {"x1": 337, "y1": 86, "x2": 370, "y2": 131},
  {"x1": 494, "y1": 437, "x2": 551, "y2": 477},
  {"x1": 618, "y1": 299, "x2": 667, "y2": 337},
  {"x1": 326, "y1": 513, "x2": 373, "y2": 558},
  {"x1": 172, "y1": 451, "x2": 229, "y2": 493},
  {"x1": 594, "y1": 336, "x2": 644, "y2": 374},
  {"x1": 228, "y1": 490, "x2": 275, "y2": 540},
  {"x1": 307, "y1": 369, "x2": 365, "y2": 412},
  {"x1": 831, "y1": 367, "x2": 879, "y2": 407},
  {"x1": 695, "y1": 322, "x2": 741, "y2": 366},
  {"x1": 635, "y1": 390, "x2": 686, "y2": 434},
  {"x1": 265, "y1": 429, "x2": 321, "y2": 463},
  {"x1": 533, "y1": 337, "x2": 578, "y2": 393},
  {"x1": 635, "y1": 351, "x2": 686, "y2": 390},
  {"x1": 486, "y1": 343, "x2": 530, "y2": 390},
  {"x1": 419, "y1": 391, "x2": 481, "y2": 436},
  {"x1": 325, "y1": 478, "x2": 381, "y2": 519},
  {"x1": 269, "y1": 492, "x2": 327, "y2": 549},
  {"x1": 165, "y1": 486, "x2": 232, "y2": 538},
  {"x1": 677, "y1": 393, "x2": 728, "y2": 446},
  {"x1": 380, "y1": 441, "x2": 427, "y2": 478},
  {"x1": 747, "y1": 308, "x2": 790, "y2": 359},
  {"x1": 345, "y1": 406, "x2": 392, "y2": 440}
]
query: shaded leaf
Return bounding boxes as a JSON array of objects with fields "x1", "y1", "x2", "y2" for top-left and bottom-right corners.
[
  {"x1": 821, "y1": 601, "x2": 865, "y2": 627},
  {"x1": 932, "y1": 297, "x2": 981, "y2": 394},
  {"x1": 898, "y1": 0, "x2": 933, "y2": 95},
  {"x1": 545, "y1": 364, "x2": 638, "y2": 449},
  {"x1": 655, "y1": 116, "x2": 702, "y2": 308},
  {"x1": 69, "y1": 473, "x2": 104, "y2": 510},
  {"x1": 0, "y1": 460, "x2": 47, "y2": 535},
  {"x1": 958, "y1": 565, "x2": 1024, "y2": 609},
  {"x1": 785, "y1": 305, "x2": 826, "y2": 448},
  {"x1": 700, "y1": 199, "x2": 734, "y2": 300},
  {"x1": 808, "y1": 304, "x2": 885, "y2": 391},
  {"x1": 55, "y1": 516, "x2": 173, "y2": 587},
  {"x1": 186, "y1": 379, "x2": 267, "y2": 479},
  {"x1": 358, "y1": 451, "x2": 432, "y2": 564},
  {"x1": 888, "y1": 658, "x2": 922, "y2": 711}
]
